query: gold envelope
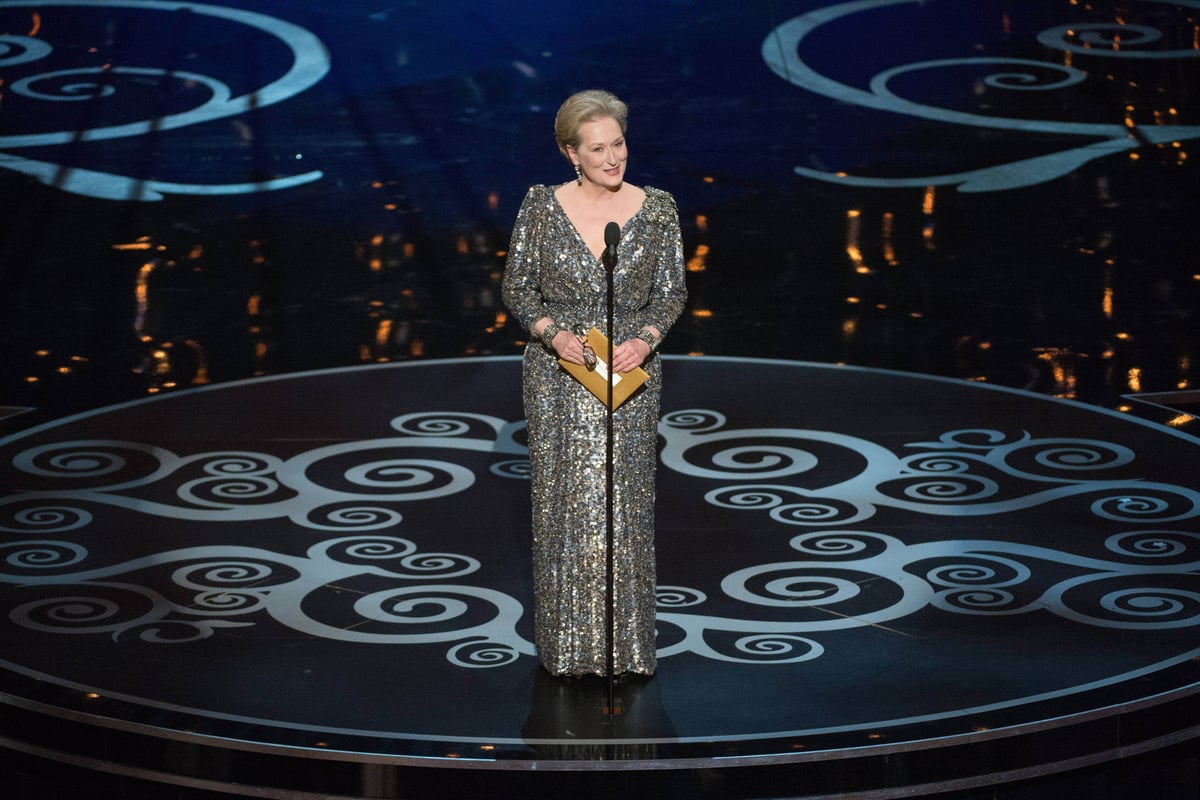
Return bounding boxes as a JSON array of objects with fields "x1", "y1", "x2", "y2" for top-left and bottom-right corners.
[{"x1": 558, "y1": 328, "x2": 648, "y2": 410}]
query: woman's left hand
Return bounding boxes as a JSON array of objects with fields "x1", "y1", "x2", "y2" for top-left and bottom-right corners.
[{"x1": 612, "y1": 337, "x2": 652, "y2": 374}]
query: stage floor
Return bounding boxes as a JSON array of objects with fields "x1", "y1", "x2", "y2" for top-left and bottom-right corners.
[
  {"x1": 2, "y1": 0, "x2": 1200, "y2": 797},
  {"x1": 2, "y1": 357, "x2": 1200, "y2": 797}
]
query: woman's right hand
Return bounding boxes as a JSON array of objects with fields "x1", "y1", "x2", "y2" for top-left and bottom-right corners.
[{"x1": 550, "y1": 330, "x2": 588, "y2": 365}]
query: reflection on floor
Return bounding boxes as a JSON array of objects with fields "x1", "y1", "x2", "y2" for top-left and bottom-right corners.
[{"x1": 1, "y1": 1, "x2": 1199, "y2": 798}]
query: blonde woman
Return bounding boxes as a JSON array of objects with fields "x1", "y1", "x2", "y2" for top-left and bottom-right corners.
[{"x1": 502, "y1": 89, "x2": 687, "y2": 677}]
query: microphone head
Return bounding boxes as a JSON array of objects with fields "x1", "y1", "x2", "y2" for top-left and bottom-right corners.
[{"x1": 604, "y1": 221, "x2": 620, "y2": 247}]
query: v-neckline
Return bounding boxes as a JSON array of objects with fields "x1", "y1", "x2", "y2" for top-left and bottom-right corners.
[{"x1": 551, "y1": 185, "x2": 646, "y2": 263}]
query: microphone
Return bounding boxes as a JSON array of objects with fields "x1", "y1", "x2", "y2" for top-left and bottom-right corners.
[{"x1": 603, "y1": 222, "x2": 620, "y2": 270}]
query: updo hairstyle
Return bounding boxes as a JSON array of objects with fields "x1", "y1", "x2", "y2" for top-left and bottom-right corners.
[{"x1": 553, "y1": 89, "x2": 629, "y2": 161}]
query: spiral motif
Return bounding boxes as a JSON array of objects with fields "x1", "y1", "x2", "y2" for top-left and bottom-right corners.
[
  {"x1": 656, "y1": 585, "x2": 707, "y2": 607},
  {"x1": 661, "y1": 409, "x2": 727, "y2": 432},
  {"x1": 1092, "y1": 493, "x2": 1192, "y2": 522},
  {"x1": 16, "y1": 444, "x2": 127, "y2": 478},
  {"x1": 345, "y1": 459, "x2": 445, "y2": 489},
  {"x1": 201, "y1": 454, "x2": 277, "y2": 476},
  {"x1": 388, "y1": 412, "x2": 477, "y2": 438},
  {"x1": 933, "y1": 588, "x2": 1018, "y2": 613},
  {"x1": 179, "y1": 475, "x2": 281, "y2": 505},
  {"x1": 1031, "y1": 443, "x2": 1133, "y2": 471},
  {"x1": 724, "y1": 561, "x2": 873, "y2": 610},
  {"x1": 903, "y1": 454, "x2": 971, "y2": 474},
  {"x1": 324, "y1": 457, "x2": 476, "y2": 500},
  {"x1": 447, "y1": 639, "x2": 521, "y2": 668},
  {"x1": 22, "y1": 596, "x2": 121, "y2": 625},
  {"x1": 723, "y1": 443, "x2": 819, "y2": 474},
  {"x1": 771, "y1": 498, "x2": 866, "y2": 526},
  {"x1": 356, "y1": 590, "x2": 470, "y2": 626},
  {"x1": 312, "y1": 535, "x2": 416, "y2": 563},
  {"x1": 765, "y1": 0, "x2": 1200, "y2": 194},
  {"x1": 12, "y1": 68, "x2": 119, "y2": 101},
  {"x1": 925, "y1": 555, "x2": 1029, "y2": 588},
  {"x1": 1101, "y1": 588, "x2": 1200, "y2": 621},
  {"x1": 13, "y1": 440, "x2": 176, "y2": 487},
  {"x1": 872, "y1": 58, "x2": 1088, "y2": 98},
  {"x1": 892, "y1": 474, "x2": 997, "y2": 503},
  {"x1": 300, "y1": 504, "x2": 404, "y2": 531},
  {"x1": 789, "y1": 531, "x2": 887, "y2": 558},
  {"x1": 191, "y1": 590, "x2": 266, "y2": 613},
  {"x1": 731, "y1": 634, "x2": 823, "y2": 663},
  {"x1": 953, "y1": 436, "x2": 1136, "y2": 477},
  {"x1": 1038, "y1": 22, "x2": 1200, "y2": 60},
  {"x1": 0, "y1": 1, "x2": 324, "y2": 146},
  {"x1": 927, "y1": 563, "x2": 999, "y2": 585},
  {"x1": 11, "y1": 591, "x2": 155, "y2": 633},
  {"x1": 705, "y1": 485, "x2": 785, "y2": 510},
  {"x1": 0, "y1": 505, "x2": 92, "y2": 534},
  {"x1": 397, "y1": 552, "x2": 479, "y2": 578},
  {"x1": 316, "y1": 536, "x2": 479, "y2": 580},
  {"x1": 490, "y1": 459, "x2": 530, "y2": 479},
  {"x1": 0, "y1": 540, "x2": 88, "y2": 571},
  {"x1": 761, "y1": 575, "x2": 861, "y2": 606},
  {"x1": 387, "y1": 595, "x2": 467, "y2": 623},
  {"x1": 173, "y1": 560, "x2": 281, "y2": 590},
  {"x1": 1106, "y1": 531, "x2": 1200, "y2": 561},
  {"x1": 211, "y1": 479, "x2": 274, "y2": 498},
  {"x1": 1054, "y1": 574, "x2": 1200, "y2": 629},
  {"x1": 0, "y1": 532, "x2": 528, "y2": 659},
  {"x1": 982, "y1": 68, "x2": 1087, "y2": 92},
  {"x1": 671, "y1": 436, "x2": 822, "y2": 480},
  {"x1": 710, "y1": 487, "x2": 866, "y2": 525}
]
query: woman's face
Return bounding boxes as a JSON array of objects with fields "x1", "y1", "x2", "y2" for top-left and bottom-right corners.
[{"x1": 568, "y1": 116, "x2": 627, "y2": 189}]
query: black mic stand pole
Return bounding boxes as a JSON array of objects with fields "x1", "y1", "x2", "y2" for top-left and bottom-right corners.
[{"x1": 602, "y1": 222, "x2": 619, "y2": 718}]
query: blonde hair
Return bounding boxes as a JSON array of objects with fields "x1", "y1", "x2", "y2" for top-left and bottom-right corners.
[{"x1": 553, "y1": 89, "x2": 629, "y2": 160}]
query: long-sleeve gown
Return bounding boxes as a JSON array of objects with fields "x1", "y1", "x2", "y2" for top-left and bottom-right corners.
[{"x1": 502, "y1": 183, "x2": 687, "y2": 676}]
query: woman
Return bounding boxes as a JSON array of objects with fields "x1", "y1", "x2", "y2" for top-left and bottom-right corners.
[{"x1": 502, "y1": 89, "x2": 687, "y2": 676}]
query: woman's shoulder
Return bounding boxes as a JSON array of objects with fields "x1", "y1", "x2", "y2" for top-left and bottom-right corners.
[
  {"x1": 523, "y1": 183, "x2": 552, "y2": 199},
  {"x1": 517, "y1": 184, "x2": 560, "y2": 214},
  {"x1": 640, "y1": 186, "x2": 679, "y2": 223},
  {"x1": 642, "y1": 184, "x2": 676, "y2": 199}
]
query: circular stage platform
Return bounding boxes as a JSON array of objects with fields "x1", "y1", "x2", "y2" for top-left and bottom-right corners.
[{"x1": 2, "y1": 357, "x2": 1199, "y2": 798}]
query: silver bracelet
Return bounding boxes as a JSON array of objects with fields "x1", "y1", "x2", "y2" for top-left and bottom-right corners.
[
  {"x1": 635, "y1": 328, "x2": 660, "y2": 352},
  {"x1": 540, "y1": 321, "x2": 564, "y2": 352}
]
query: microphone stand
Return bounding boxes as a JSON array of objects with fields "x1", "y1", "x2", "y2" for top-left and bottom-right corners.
[{"x1": 602, "y1": 222, "x2": 619, "y2": 718}]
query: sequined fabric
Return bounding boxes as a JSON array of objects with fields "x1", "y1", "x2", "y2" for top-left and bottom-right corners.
[{"x1": 502, "y1": 184, "x2": 687, "y2": 676}]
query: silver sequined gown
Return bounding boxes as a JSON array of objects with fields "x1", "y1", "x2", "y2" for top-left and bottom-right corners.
[{"x1": 502, "y1": 184, "x2": 687, "y2": 676}]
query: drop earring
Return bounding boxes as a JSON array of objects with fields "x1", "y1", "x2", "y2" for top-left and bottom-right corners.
[{"x1": 574, "y1": 163, "x2": 582, "y2": 185}]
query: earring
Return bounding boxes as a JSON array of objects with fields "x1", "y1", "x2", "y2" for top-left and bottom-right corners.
[{"x1": 574, "y1": 163, "x2": 582, "y2": 185}]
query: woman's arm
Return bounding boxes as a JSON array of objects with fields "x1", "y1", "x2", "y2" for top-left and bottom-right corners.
[
  {"x1": 501, "y1": 186, "x2": 548, "y2": 332},
  {"x1": 613, "y1": 191, "x2": 688, "y2": 373},
  {"x1": 501, "y1": 187, "x2": 587, "y2": 365}
]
